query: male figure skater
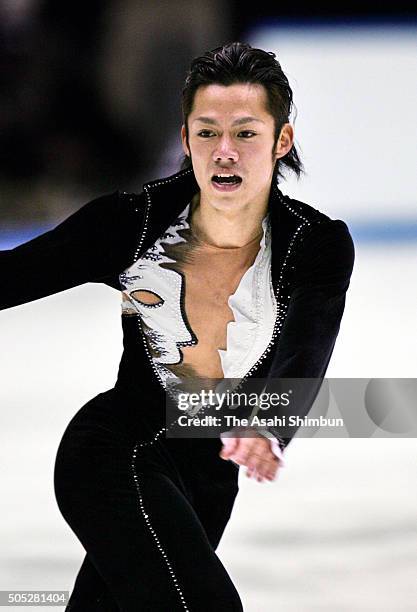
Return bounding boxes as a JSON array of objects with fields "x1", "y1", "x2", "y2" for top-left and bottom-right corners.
[{"x1": 0, "y1": 42, "x2": 354, "y2": 610}]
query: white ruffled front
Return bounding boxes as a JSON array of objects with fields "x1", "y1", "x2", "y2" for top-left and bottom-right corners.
[
  {"x1": 215, "y1": 216, "x2": 285, "y2": 465},
  {"x1": 217, "y1": 214, "x2": 277, "y2": 378}
]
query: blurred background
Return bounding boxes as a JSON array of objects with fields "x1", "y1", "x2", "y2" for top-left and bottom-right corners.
[{"x1": 0, "y1": 1, "x2": 416, "y2": 610}]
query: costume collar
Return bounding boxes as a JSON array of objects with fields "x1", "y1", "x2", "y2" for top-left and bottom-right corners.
[{"x1": 140, "y1": 167, "x2": 303, "y2": 291}]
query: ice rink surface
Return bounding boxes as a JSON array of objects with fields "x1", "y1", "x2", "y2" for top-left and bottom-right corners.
[{"x1": 0, "y1": 242, "x2": 416, "y2": 611}]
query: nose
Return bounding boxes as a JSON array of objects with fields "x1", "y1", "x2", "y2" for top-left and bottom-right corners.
[{"x1": 213, "y1": 135, "x2": 239, "y2": 163}]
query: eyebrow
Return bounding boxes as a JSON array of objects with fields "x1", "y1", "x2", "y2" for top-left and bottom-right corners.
[{"x1": 193, "y1": 116, "x2": 265, "y2": 126}]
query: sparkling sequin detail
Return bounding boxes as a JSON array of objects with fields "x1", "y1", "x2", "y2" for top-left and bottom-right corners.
[{"x1": 121, "y1": 170, "x2": 322, "y2": 605}]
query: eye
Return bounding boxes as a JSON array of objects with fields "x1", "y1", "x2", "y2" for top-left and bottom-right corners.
[
  {"x1": 237, "y1": 130, "x2": 257, "y2": 138},
  {"x1": 197, "y1": 130, "x2": 215, "y2": 138}
]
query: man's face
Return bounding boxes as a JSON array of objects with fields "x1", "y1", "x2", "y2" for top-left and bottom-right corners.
[{"x1": 181, "y1": 82, "x2": 293, "y2": 214}]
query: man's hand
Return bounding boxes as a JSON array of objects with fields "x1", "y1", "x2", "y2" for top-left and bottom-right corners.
[{"x1": 219, "y1": 428, "x2": 282, "y2": 482}]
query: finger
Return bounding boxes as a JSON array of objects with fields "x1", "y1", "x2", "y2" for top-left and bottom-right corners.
[
  {"x1": 229, "y1": 448, "x2": 252, "y2": 466},
  {"x1": 244, "y1": 439, "x2": 274, "y2": 471},
  {"x1": 265, "y1": 460, "x2": 281, "y2": 481},
  {"x1": 267, "y1": 456, "x2": 283, "y2": 480},
  {"x1": 228, "y1": 436, "x2": 277, "y2": 471},
  {"x1": 246, "y1": 464, "x2": 263, "y2": 479},
  {"x1": 250, "y1": 438, "x2": 282, "y2": 477},
  {"x1": 249, "y1": 467, "x2": 266, "y2": 483},
  {"x1": 226, "y1": 435, "x2": 262, "y2": 457},
  {"x1": 219, "y1": 436, "x2": 239, "y2": 459},
  {"x1": 246, "y1": 466, "x2": 255, "y2": 478},
  {"x1": 247, "y1": 460, "x2": 280, "y2": 481},
  {"x1": 250, "y1": 455, "x2": 280, "y2": 480},
  {"x1": 223, "y1": 438, "x2": 248, "y2": 465}
]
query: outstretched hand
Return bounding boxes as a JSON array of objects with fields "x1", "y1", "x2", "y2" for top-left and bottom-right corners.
[{"x1": 219, "y1": 428, "x2": 282, "y2": 482}]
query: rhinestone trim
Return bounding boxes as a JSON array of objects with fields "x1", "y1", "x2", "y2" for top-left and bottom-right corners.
[
  {"x1": 133, "y1": 169, "x2": 194, "y2": 264},
  {"x1": 131, "y1": 169, "x2": 198, "y2": 401},
  {"x1": 128, "y1": 170, "x2": 196, "y2": 611},
  {"x1": 229, "y1": 183, "x2": 316, "y2": 392},
  {"x1": 131, "y1": 441, "x2": 190, "y2": 611},
  {"x1": 128, "y1": 168, "x2": 321, "y2": 444},
  {"x1": 124, "y1": 171, "x2": 324, "y2": 605},
  {"x1": 129, "y1": 173, "x2": 322, "y2": 429}
]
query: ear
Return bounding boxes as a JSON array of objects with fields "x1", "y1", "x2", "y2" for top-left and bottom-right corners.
[
  {"x1": 275, "y1": 123, "x2": 294, "y2": 160},
  {"x1": 181, "y1": 125, "x2": 190, "y2": 157}
]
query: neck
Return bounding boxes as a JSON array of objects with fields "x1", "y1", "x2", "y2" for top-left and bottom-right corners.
[{"x1": 190, "y1": 192, "x2": 269, "y2": 248}]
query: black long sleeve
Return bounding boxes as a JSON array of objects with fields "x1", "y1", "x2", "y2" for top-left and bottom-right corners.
[
  {"x1": 264, "y1": 219, "x2": 355, "y2": 449},
  {"x1": 0, "y1": 192, "x2": 141, "y2": 311}
]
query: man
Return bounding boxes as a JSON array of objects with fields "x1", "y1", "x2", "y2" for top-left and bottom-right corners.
[
  {"x1": 179, "y1": 76, "x2": 294, "y2": 485},
  {"x1": 1, "y1": 42, "x2": 354, "y2": 610}
]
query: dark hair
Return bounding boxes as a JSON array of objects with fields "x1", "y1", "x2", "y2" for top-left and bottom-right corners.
[{"x1": 180, "y1": 41, "x2": 304, "y2": 183}]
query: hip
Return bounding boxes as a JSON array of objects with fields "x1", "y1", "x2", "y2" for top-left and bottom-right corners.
[{"x1": 54, "y1": 387, "x2": 239, "y2": 500}]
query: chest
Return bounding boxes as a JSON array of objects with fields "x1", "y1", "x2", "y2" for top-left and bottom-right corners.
[
  {"x1": 119, "y1": 202, "x2": 274, "y2": 382},
  {"x1": 179, "y1": 250, "x2": 256, "y2": 345}
]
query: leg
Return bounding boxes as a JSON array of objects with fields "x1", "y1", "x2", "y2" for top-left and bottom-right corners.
[
  {"x1": 66, "y1": 554, "x2": 119, "y2": 611},
  {"x1": 191, "y1": 477, "x2": 240, "y2": 551},
  {"x1": 66, "y1": 476, "x2": 240, "y2": 611},
  {"x1": 167, "y1": 437, "x2": 241, "y2": 551},
  {"x1": 54, "y1": 411, "x2": 243, "y2": 611}
]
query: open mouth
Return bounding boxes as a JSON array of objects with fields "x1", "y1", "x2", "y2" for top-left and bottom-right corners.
[
  {"x1": 211, "y1": 174, "x2": 242, "y2": 192},
  {"x1": 211, "y1": 173, "x2": 242, "y2": 185}
]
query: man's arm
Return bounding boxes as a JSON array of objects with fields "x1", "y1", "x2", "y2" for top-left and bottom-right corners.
[
  {"x1": 0, "y1": 191, "x2": 140, "y2": 311},
  {"x1": 264, "y1": 218, "x2": 355, "y2": 451},
  {"x1": 220, "y1": 219, "x2": 355, "y2": 479}
]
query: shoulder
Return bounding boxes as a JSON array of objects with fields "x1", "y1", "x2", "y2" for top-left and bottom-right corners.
[
  {"x1": 86, "y1": 189, "x2": 145, "y2": 220},
  {"x1": 82, "y1": 189, "x2": 145, "y2": 212},
  {"x1": 63, "y1": 189, "x2": 142, "y2": 227},
  {"x1": 283, "y1": 193, "x2": 353, "y2": 252},
  {"x1": 281, "y1": 194, "x2": 355, "y2": 285},
  {"x1": 75, "y1": 189, "x2": 146, "y2": 236},
  {"x1": 117, "y1": 190, "x2": 146, "y2": 211},
  {"x1": 58, "y1": 189, "x2": 146, "y2": 272}
]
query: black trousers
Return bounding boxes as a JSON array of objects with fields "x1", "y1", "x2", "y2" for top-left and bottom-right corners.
[{"x1": 53, "y1": 388, "x2": 243, "y2": 611}]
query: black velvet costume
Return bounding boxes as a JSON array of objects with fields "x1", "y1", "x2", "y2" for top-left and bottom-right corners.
[{"x1": 0, "y1": 168, "x2": 355, "y2": 610}]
